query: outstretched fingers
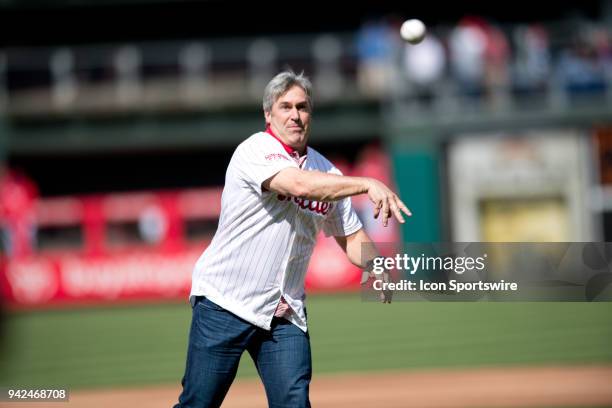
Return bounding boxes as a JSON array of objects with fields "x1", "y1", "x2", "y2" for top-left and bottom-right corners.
[
  {"x1": 388, "y1": 201, "x2": 403, "y2": 224},
  {"x1": 366, "y1": 178, "x2": 412, "y2": 226},
  {"x1": 381, "y1": 198, "x2": 391, "y2": 227},
  {"x1": 392, "y1": 196, "x2": 412, "y2": 223},
  {"x1": 373, "y1": 201, "x2": 382, "y2": 219}
]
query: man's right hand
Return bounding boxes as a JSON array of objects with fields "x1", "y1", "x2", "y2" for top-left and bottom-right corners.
[{"x1": 365, "y1": 178, "x2": 412, "y2": 227}]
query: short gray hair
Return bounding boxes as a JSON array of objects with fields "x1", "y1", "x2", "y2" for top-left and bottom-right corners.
[{"x1": 262, "y1": 71, "x2": 313, "y2": 113}]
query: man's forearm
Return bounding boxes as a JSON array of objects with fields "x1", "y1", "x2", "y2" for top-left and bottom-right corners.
[
  {"x1": 268, "y1": 168, "x2": 370, "y2": 201},
  {"x1": 337, "y1": 228, "x2": 379, "y2": 269},
  {"x1": 266, "y1": 167, "x2": 409, "y2": 227},
  {"x1": 296, "y1": 170, "x2": 370, "y2": 201}
]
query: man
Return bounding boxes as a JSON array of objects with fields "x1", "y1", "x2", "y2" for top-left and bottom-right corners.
[{"x1": 174, "y1": 71, "x2": 410, "y2": 408}]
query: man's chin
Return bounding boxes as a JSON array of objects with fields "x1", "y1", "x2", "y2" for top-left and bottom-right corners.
[{"x1": 287, "y1": 132, "x2": 306, "y2": 141}]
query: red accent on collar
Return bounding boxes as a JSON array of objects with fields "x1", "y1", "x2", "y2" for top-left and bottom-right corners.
[{"x1": 265, "y1": 126, "x2": 300, "y2": 155}]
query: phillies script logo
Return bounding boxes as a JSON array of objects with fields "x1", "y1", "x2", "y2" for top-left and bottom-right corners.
[{"x1": 276, "y1": 194, "x2": 333, "y2": 215}]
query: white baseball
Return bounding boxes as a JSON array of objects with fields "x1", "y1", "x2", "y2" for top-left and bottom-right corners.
[{"x1": 400, "y1": 19, "x2": 426, "y2": 44}]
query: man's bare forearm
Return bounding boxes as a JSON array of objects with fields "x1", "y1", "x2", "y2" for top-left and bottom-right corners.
[
  {"x1": 267, "y1": 167, "x2": 370, "y2": 201},
  {"x1": 336, "y1": 228, "x2": 379, "y2": 268},
  {"x1": 296, "y1": 170, "x2": 370, "y2": 201},
  {"x1": 266, "y1": 167, "x2": 410, "y2": 227}
]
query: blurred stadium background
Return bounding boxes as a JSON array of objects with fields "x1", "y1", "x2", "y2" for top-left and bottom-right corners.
[{"x1": 0, "y1": 0, "x2": 611, "y2": 407}]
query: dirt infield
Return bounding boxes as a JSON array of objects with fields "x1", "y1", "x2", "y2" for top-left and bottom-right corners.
[{"x1": 3, "y1": 365, "x2": 612, "y2": 408}]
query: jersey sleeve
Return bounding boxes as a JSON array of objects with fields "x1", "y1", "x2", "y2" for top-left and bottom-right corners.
[
  {"x1": 233, "y1": 134, "x2": 299, "y2": 195},
  {"x1": 322, "y1": 196, "x2": 363, "y2": 237}
]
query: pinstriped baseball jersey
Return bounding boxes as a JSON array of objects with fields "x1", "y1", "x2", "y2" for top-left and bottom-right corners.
[{"x1": 190, "y1": 130, "x2": 362, "y2": 332}]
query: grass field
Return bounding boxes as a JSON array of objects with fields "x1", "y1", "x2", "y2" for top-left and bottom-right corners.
[{"x1": 1, "y1": 294, "x2": 611, "y2": 389}]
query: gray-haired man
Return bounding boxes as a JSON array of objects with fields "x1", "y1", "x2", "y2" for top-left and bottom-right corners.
[{"x1": 174, "y1": 71, "x2": 410, "y2": 408}]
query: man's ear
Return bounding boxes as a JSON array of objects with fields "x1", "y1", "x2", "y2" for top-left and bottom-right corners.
[{"x1": 264, "y1": 110, "x2": 271, "y2": 125}]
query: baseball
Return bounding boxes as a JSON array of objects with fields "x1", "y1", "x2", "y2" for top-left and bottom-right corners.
[{"x1": 400, "y1": 19, "x2": 426, "y2": 44}]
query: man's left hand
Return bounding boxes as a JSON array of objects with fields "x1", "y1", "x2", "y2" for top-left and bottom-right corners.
[{"x1": 360, "y1": 271, "x2": 393, "y2": 303}]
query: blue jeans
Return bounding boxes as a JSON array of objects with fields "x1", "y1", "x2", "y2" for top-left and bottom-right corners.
[{"x1": 174, "y1": 297, "x2": 312, "y2": 408}]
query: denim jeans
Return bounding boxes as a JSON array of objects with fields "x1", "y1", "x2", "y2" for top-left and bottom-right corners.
[{"x1": 174, "y1": 296, "x2": 312, "y2": 408}]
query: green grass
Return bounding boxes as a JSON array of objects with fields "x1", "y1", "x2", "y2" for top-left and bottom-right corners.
[{"x1": 0, "y1": 294, "x2": 611, "y2": 389}]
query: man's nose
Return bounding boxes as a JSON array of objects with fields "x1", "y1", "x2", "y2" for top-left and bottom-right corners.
[{"x1": 290, "y1": 107, "x2": 300, "y2": 120}]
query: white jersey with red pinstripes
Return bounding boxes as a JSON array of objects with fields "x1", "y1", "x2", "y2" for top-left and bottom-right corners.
[{"x1": 190, "y1": 131, "x2": 362, "y2": 332}]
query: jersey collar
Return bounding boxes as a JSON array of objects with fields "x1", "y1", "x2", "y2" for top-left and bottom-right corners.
[{"x1": 265, "y1": 126, "x2": 307, "y2": 162}]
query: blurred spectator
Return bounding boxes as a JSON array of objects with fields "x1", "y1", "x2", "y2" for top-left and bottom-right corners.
[
  {"x1": 591, "y1": 26, "x2": 612, "y2": 89},
  {"x1": 248, "y1": 39, "x2": 278, "y2": 100},
  {"x1": 449, "y1": 16, "x2": 511, "y2": 106},
  {"x1": 0, "y1": 169, "x2": 38, "y2": 258},
  {"x1": 356, "y1": 19, "x2": 401, "y2": 97},
  {"x1": 511, "y1": 24, "x2": 551, "y2": 95},
  {"x1": 557, "y1": 32, "x2": 607, "y2": 96},
  {"x1": 312, "y1": 35, "x2": 345, "y2": 100},
  {"x1": 483, "y1": 20, "x2": 511, "y2": 106},
  {"x1": 449, "y1": 17, "x2": 487, "y2": 97},
  {"x1": 402, "y1": 33, "x2": 447, "y2": 105},
  {"x1": 179, "y1": 42, "x2": 211, "y2": 103}
]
